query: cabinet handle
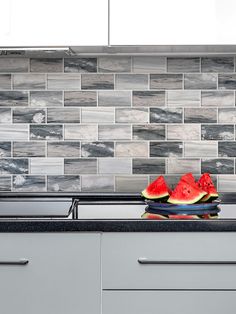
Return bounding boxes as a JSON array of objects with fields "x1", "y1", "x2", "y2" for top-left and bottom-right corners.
[
  {"x1": 0, "y1": 259, "x2": 29, "y2": 265},
  {"x1": 138, "y1": 258, "x2": 236, "y2": 265}
]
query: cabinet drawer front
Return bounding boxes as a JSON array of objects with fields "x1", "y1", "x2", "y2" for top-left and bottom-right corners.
[
  {"x1": 103, "y1": 291, "x2": 236, "y2": 314},
  {"x1": 102, "y1": 232, "x2": 236, "y2": 289}
]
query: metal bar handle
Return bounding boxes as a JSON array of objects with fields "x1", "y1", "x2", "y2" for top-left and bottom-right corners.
[
  {"x1": 0, "y1": 259, "x2": 29, "y2": 265},
  {"x1": 138, "y1": 258, "x2": 236, "y2": 265}
]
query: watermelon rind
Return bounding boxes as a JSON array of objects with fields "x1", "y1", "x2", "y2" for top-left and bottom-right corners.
[
  {"x1": 141, "y1": 190, "x2": 169, "y2": 200},
  {"x1": 141, "y1": 175, "x2": 171, "y2": 200},
  {"x1": 167, "y1": 192, "x2": 206, "y2": 205}
]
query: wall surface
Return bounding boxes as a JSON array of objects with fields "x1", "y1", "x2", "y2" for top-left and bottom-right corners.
[{"x1": 0, "y1": 55, "x2": 235, "y2": 193}]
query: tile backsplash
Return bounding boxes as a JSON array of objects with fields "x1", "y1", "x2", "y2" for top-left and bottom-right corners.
[{"x1": 0, "y1": 55, "x2": 236, "y2": 193}]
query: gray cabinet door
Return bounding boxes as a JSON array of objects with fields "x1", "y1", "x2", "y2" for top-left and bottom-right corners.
[{"x1": 0, "y1": 233, "x2": 100, "y2": 314}]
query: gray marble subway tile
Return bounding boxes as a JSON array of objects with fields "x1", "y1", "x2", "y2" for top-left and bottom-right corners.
[
  {"x1": 167, "y1": 90, "x2": 200, "y2": 107},
  {"x1": 184, "y1": 108, "x2": 217, "y2": 123},
  {"x1": 30, "y1": 58, "x2": 63, "y2": 72},
  {"x1": 13, "y1": 74, "x2": 45, "y2": 90},
  {"x1": 30, "y1": 91, "x2": 63, "y2": 107},
  {"x1": 219, "y1": 108, "x2": 236, "y2": 123},
  {"x1": 115, "y1": 142, "x2": 148, "y2": 157},
  {"x1": 132, "y1": 124, "x2": 165, "y2": 140},
  {"x1": 0, "y1": 125, "x2": 28, "y2": 140},
  {"x1": 115, "y1": 175, "x2": 148, "y2": 193},
  {"x1": 167, "y1": 158, "x2": 200, "y2": 174},
  {"x1": 81, "y1": 175, "x2": 114, "y2": 192},
  {"x1": 47, "y1": 108, "x2": 80, "y2": 123},
  {"x1": 218, "y1": 175, "x2": 236, "y2": 192},
  {"x1": 98, "y1": 158, "x2": 131, "y2": 174},
  {"x1": 0, "y1": 176, "x2": 11, "y2": 191},
  {"x1": 47, "y1": 74, "x2": 80, "y2": 90},
  {"x1": 133, "y1": 158, "x2": 165, "y2": 174},
  {"x1": 82, "y1": 107, "x2": 114, "y2": 123},
  {"x1": 13, "y1": 175, "x2": 46, "y2": 192},
  {"x1": 30, "y1": 158, "x2": 63, "y2": 175},
  {"x1": 98, "y1": 125, "x2": 131, "y2": 140},
  {"x1": 167, "y1": 57, "x2": 200, "y2": 73},
  {"x1": 150, "y1": 141, "x2": 183, "y2": 157},
  {"x1": 0, "y1": 91, "x2": 28, "y2": 107},
  {"x1": 98, "y1": 57, "x2": 131, "y2": 73},
  {"x1": 13, "y1": 108, "x2": 46, "y2": 123},
  {"x1": 81, "y1": 74, "x2": 114, "y2": 90},
  {"x1": 167, "y1": 124, "x2": 200, "y2": 140},
  {"x1": 184, "y1": 141, "x2": 218, "y2": 157},
  {"x1": 132, "y1": 56, "x2": 166, "y2": 73},
  {"x1": 47, "y1": 142, "x2": 80, "y2": 157},
  {"x1": 201, "y1": 125, "x2": 234, "y2": 140},
  {"x1": 201, "y1": 57, "x2": 234, "y2": 73},
  {"x1": 0, "y1": 142, "x2": 11, "y2": 157},
  {"x1": 13, "y1": 142, "x2": 45, "y2": 157},
  {"x1": 0, "y1": 158, "x2": 28, "y2": 174},
  {"x1": 30, "y1": 125, "x2": 63, "y2": 140},
  {"x1": 65, "y1": 124, "x2": 97, "y2": 140},
  {"x1": 0, "y1": 74, "x2": 11, "y2": 90},
  {"x1": 64, "y1": 91, "x2": 97, "y2": 107},
  {"x1": 218, "y1": 142, "x2": 236, "y2": 157},
  {"x1": 201, "y1": 158, "x2": 234, "y2": 174},
  {"x1": 81, "y1": 142, "x2": 114, "y2": 157},
  {"x1": 184, "y1": 74, "x2": 217, "y2": 89},
  {"x1": 0, "y1": 58, "x2": 28, "y2": 72},
  {"x1": 132, "y1": 91, "x2": 165, "y2": 107},
  {"x1": 116, "y1": 108, "x2": 148, "y2": 123},
  {"x1": 150, "y1": 108, "x2": 182, "y2": 123},
  {"x1": 64, "y1": 158, "x2": 97, "y2": 174},
  {"x1": 0, "y1": 108, "x2": 11, "y2": 123},
  {"x1": 218, "y1": 74, "x2": 236, "y2": 90},
  {"x1": 47, "y1": 175, "x2": 80, "y2": 192},
  {"x1": 115, "y1": 74, "x2": 148, "y2": 90},
  {"x1": 201, "y1": 91, "x2": 234, "y2": 107},
  {"x1": 150, "y1": 74, "x2": 183, "y2": 90},
  {"x1": 98, "y1": 91, "x2": 131, "y2": 107},
  {"x1": 64, "y1": 58, "x2": 97, "y2": 73}
]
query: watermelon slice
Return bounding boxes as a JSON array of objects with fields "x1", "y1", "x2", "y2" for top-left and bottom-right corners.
[
  {"x1": 141, "y1": 212, "x2": 168, "y2": 219},
  {"x1": 141, "y1": 212, "x2": 200, "y2": 219},
  {"x1": 141, "y1": 176, "x2": 171, "y2": 200},
  {"x1": 198, "y1": 173, "x2": 218, "y2": 202},
  {"x1": 180, "y1": 172, "x2": 195, "y2": 185}
]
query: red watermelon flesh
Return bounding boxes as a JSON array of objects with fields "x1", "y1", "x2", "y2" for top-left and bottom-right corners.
[
  {"x1": 141, "y1": 176, "x2": 171, "y2": 200},
  {"x1": 180, "y1": 172, "x2": 195, "y2": 185},
  {"x1": 141, "y1": 212, "x2": 200, "y2": 220},
  {"x1": 141, "y1": 212, "x2": 168, "y2": 220},
  {"x1": 198, "y1": 173, "x2": 218, "y2": 202}
]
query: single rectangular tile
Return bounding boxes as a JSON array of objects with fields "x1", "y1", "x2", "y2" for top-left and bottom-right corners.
[
  {"x1": 0, "y1": 108, "x2": 11, "y2": 123},
  {"x1": 218, "y1": 142, "x2": 236, "y2": 157},
  {"x1": 30, "y1": 91, "x2": 62, "y2": 107},
  {"x1": 81, "y1": 74, "x2": 114, "y2": 90},
  {"x1": 0, "y1": 158, "x2": 28, "y2": 174},
  {"x1": 167, "y1": 124, "x2": 200, "y2": 140},
  {"x1": 167, "y1": 57, "x2": 200, "y2": 72},
  {"x1": 0, "y1": 176, "x2": 11, "y2": 191},
  {"x1": 30, "y1": 58, "x2": 62, "y2": 72},
  {"x1": 115, "y1": 142, "x2": 148, "y2": 157},
  {"x1": 13, "y1": 74, "x2": 45, "y2": 90},
  {"x1": 132, "y1": 124, "x2": 165, "y2": 140},
  {"x1": 81, "y1": 142, "x2": 114, "y2": 157},
  {"x1": 13, "y1": 175, "x2": 46, "y2": 192},
  {"x1": 30, "y1": 158, "x2": 63, "y2": 175},
  {"x1": 30, "y1": 125, "x2": 63, "y2": 140},
  {"x1": 98, "y1": 91, "x2": 131, "y2": 107},
  {"x1": 167, "y1": 158, "x2": 200, "y2": 174},
  {"x1": 218, "y1": 74, "x2": 236, "y2": 90},
  {"x1": 0, "y1": 125, "x2": 28, "y2": 140},
  {"x1": 184, "y1": 141, "x2": 218, "y2": 157},
  {"x1": 133, "y1": 90, "x2": 165, "y2": 107},
  {"x1": 65, "y1": 124, "x2": 97, "y2": 140},
  {"x1": 219, "y1": 108, "x2": 236, "y2": 123},
  {"x1": 133, "y1": 158, "x2": 165, "y2": 174},
  {"x1": 64, "y1": 91, "x2": 97, "y2": 107},
  {"x1": 0, "y1": 58, "x2": 28, "y2": 72},
  {"x1": 115, "y1": 176, "x2": 148, "y2": 193},
  {"x1": 167, "y1": 90, "x2": 200, "y2": 107},
  {"x1": 201, "y1": 158, "x2": 234, "y2": 174},
  {"x1": 47, "y1": 175, "x2": 80, "y2": 192},
  {"x1": 132, "y1": 56, "x2": 166, "y2": 73},
  {"x1": 98, "y1": 57, "x2": 131, "y2": 72},
  {"x1": 150, "y1": 74, "x2": 183, "y2": 90},
  {"x1": 116, "y1": 74, "x2": 148, "y2": 90},
  {"x1": 0, "y1": 91, "x2": 28, "y2": 107},
  {"x1": 98, "y1": 158, "x2": 131, "y2": 174},
  {"x1": 98, "y1": 125, "x2": 131, "y2": 140},
  {"x1": 81, "y1": 175, "x2": 114, "y2": 192},
  {"x1": 47, "y1": 108, "x2": 80, "y2": 123},
  {"x1": 64, "y1": 158, "x2": 97, "y2": 174},
  {"x1": 201, "y1": 57, "x2": 234, "y2": 72},
  {"x1": 201, "y1": 91, "x2": 234, "y2": 107},
  {"x1": 64, "y1": 58, "x2": 97, "y2": 73},
  {"x1": 201, "y1": 125, "x2": 234, "y2": 140},
  {"x1": 184, "y1": 108, "x2": 217, "y2": 123},
  {"x1": 0, "y1": 74, "x2": 11, "y2": 90},
  {"x1": 47, "y1": 142, "x2": 80, "y2": 157},
  {"x1": 13, "y1": 108, "x2": 46, "y2": 123},
  {"x1": 116, "y1": 108, "x2": 148, "y2": 123},
  {"x1": 150, "y1": 108, "x2": 182, "y2": 123},
  {"x1": 218, "y1": 176, "x2": 236, "y2": 192},
  {"x1": 81, "y1": 107, "x2": 114, "y2": 123},
  {"x1": 47, "y1": 74, "x2": 80, "y2": 90},
  {"x1": 13, "y1": 142, "x2": 46, "y2": 157},
  {"x1": 0, "y1": 142, "x2": 11, "y2": 157},
  {"x1": 184, "y1": 74, "x2": 217, "y2": 89},
  {"x1": 150, "y1": 141, "x2": 183, "y2": 157}
]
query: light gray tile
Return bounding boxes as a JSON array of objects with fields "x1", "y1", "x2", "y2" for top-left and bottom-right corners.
[
  {"x1": 30, "y1": 158, "x2": 63, "y2": 175},
  {"x1": 150, "y1": 108, "x2": 182, "y2": 123},
  {"x1": 64, "y1": 158, "x2": 97, "y2": 174},
  {"x1": 116, "y1": 74, "x2": 148, "y2": 90},
  {"x1": 30, "y1": 58, "x2": 63, "y2": 72},
  {"x1": 201, "y1": 125, "x2": 234, "y2": 140},
  {"x1": 184, "y1": 74, "x2": 217, "y2": 89},
  {"x1": 64, "y1": 91, "x2": 97, "y2": 107},
  {"x1": 0, "y1": 74, "x2": 11, "y2": 90},
  {"x1": 218, "y1": 74, "x2": 236, "y2": 90},
  {"x1": 133, "y1": 124, "x2": 165, "y2": 140},
  {"x1": 201, "y1": 158, "x2": 234, "y2": 174},
  {"x1": 0, "y1": 58, "x2": 28, "y2": 72},
  {"x1": 219, "y1": 108, "x2": 236, "y2": 123},
  {"x1": 167, "y1": 158, "x2": 200, "y2": 174},
  {"x1": 81, "y1": 175, "x2": 114, "y2": 192},
  {"x1": 64, "y1": 58, "x2": 97, "y2": 73},
  {"x1": 47, "y1": 108, "x2": 80, "y2": 123},
  {"x1": 13, "y1": 175, "x2": 46, "y2": 192},
  {"x1": 30, "y1": 91, "x2": 62, "y2": 107},
  {"x1": 167, "y1": 57, "x2": 200, "y2": 72},
  {"x1": 133, "y1": 90, "x2": 165, "y2": 107},
  {"x1": 47, "y1": 74, "x2": 80, "y2": 90},
  {"x1": 218, "y1": 176, "x2": 236, "y2": 192},
  {"x1": 30, "y1": 125, "x2": 63, "y2": 140},
  {"x1": 167, "y1": 90, "x2": 200, "y2": 107},
  {"x1": 47, "y1": 142, "x2": 80, "y2": 157},
  {"x1": 150, "y1": 74, "x2": 183, "y2": 90},
  {"x1": 98, "y1": 91, "x2": 131, "y2": 107},
  {"x1": 115, "y1": 142, "x2": 148, "y2": 157},
  {"x1": 0, "y1": 108, "x2": 11, "y2": 123},
  {"x1": 116, "y1": 108, "x2": 148, "y2": 123},
  {"x1": 47, "y1": 175, "x2": 80, "y2": 192},
  {"x1": 150, "y1": 142, "x2": 183, "y2": 157},
  {"x1": 201, "y1": 57, "x2": 234, "y2": 72},
  {"x1": 0, "y1": 176, "x2": 11, "y2": 191},
  {"x1": 201, "y1": 91, "x2": 234, "y2": 107},
  {"x1": 13, "y1": 142, "x2": 45, "y2": 157},
  {"x1": 0, "y1": 91, "x2": 28, "y2": 107},
  {"x1": 133, "y1": 158, "x2": 165, "y2": 174},
  {"x1": 13, "y1": 74, "x2": 45, "y2": 90},
  {"x1": 81, "y1": 74, "x2": 114, "y2": 90},
  {"x1": 0, "y1": 125, "x2": 28, "y2": 140},
  {"x1": 98, "y1": 125, "x2": 131, "y2": 140},
  {"x1": 82, "y1": 107, "x2": 114, "y2": 123},
  {"x1": 98, "y1": 158, "x2": 131, "y2": 174},
  {"x1": 132, "y1": 56, "x2": 166, "y2": 73},
  {"x1": 65, "y1": 124, "x2": 97, "y2": 140},
  {"x1": 81, "y1": 142, "x2": 114, "y2": 157},
  {"x1": 115, "y1": 176, "x2": 148, "y2": 193},
  {"x1": 218, "y1": 142, "x2": 236, "y2": 157},
  {"x1": 0, "y1": 158, "x2": 28, "y2": 174},
  {"x1": 0, "y1": 142, "x2": 11, "y2": 157},
  {"x1": 167, "y1": 124, "x2": 200, "y2": 140},
  {"x1": 98, "y1": 57, "x2": 131, "y2": 72},
  {"x1": 184, "y1": 108, "x2": 217, "y2": 123},
  {"x1": 13, "y1": 108, "x2": 46, "y2": 123},
  {"x1": 184, "y1": 141, "x2": 218, "y2": 157}
]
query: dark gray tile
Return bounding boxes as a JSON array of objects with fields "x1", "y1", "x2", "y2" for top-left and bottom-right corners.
[
  {"x1": 201, "y1": 125, "x2": 234, "y2": 140},
  {"x1": 201, "y1": 158, "x2": 234, "y2": 174},
  {"x1": 30, "y1": 58, "x2": 63, "y2": 72},
  {"x1": 81, "y1": 74, "x2": 114, "y2": 90},
  {"x1": 0, "y1": 125, "x2": 28, "y2": 140},
  {"x1": 13, "y1": 175, "x2": 46, "y2": 192},
  {"x1": 116, "y1": 108, "x2": 148, "y2": 123},
  {"x1": 81, "y1": 175, "x2": 114, "y2": 192},
  {"x1": 47, "y1": 175, "x2": 80, "y2": 192},
  {"x1": 184, "y1": 108, "x2": 217, "y2": 123},
  {"x1": 81, "y1": 142, "x2": 114, "y2": 157},
  {"x1": 13, "y1": 108, "x2": 46, "y2": 123},
  {"x1": 30, "y1": 91, "x2": 62, "y2": 107},
  {"x1": 64, "y1": 158, "x2": 97, "y2": 174},
  {"x1": 132, "y1": 91, "x2": 165, "y2": 107},
  {"x1": 0, "y1": 176, "x2": 11, "y2": 191},
  {"x1": 64, "y1": 91, "x2": 97, "y2": 107},
  {"x1": 133, "y1": 158, "x2": 165, "y2": 174},
  {"x1": 132, "y1": 125, "x2": 165, "y2": 140},
  {"x1": 98, "y1": 91, "x2": 131, "y2": 107},
  {"x1": 218, "y1": 142, "x2": 236, "y2": 157},
  {"x1": 0, "y1": 58, "x2": 28, "y2": 72},
  {"x1": 13, "y1": 74, "x2": 45, "y2": 90},
  {"x1": 0, "y1": 142, "x2": 11, "y2": 157},
  {"x1": 13, "y1": 142, "x2": 45, "y2": 157},
  {"x1": 98, "y1": 125, "x2": 131, "y2": 140},
  {"x1": 201, "y1": 57, "x2": 234, "y2": 73},
  {"x1": 184, "y1": 74, "x2": 217, "y2": 89},
  {"x1": 201, "y1": 91, "x2": 234, "y2": 107},
  {"x1": 0, "y1": 91, "x2": 28, "y2": 107},
  {"x1": 47, "y1": 142, "x2": 80, "y2": 157},
  {"x1": 64, "y1": 58, "x2": 97, "y2": 73},
  {"x1": 219, "y1": 74, "x2": 236, "y2": 90},
  {"x1": 150, "y1": 74, "x2": 183, "y2": 90},
  {"x1": 98, "y1": 57, "x2": 131, "y2": 72},
  {"x1": 132, "y1": 56, "x2": 166, "y2": 73},
  {"x1": 167, "y1": 57, "x2": 200, "y2": 72},
  {"x1": 0, "y1": 108, "x2": 11, "y2": 123},
  {"x1": 0, "y1": 158, "x2": 28, "y2": 174},
  {"x1": 150, "y1": 141, "x2": 183, "y2": 157},
  {"x1": 115, "y1": 176, "x2": 148, "y2": 193},
  {"x1": 0, "y1": 74, "x2": 11, "y2": 90},
  {"x1": 116, "y1": 74, "x2": 148, "y2": 90},
  {"x1": 30, "y1": 125, "x2": 63, "y2": 140},
  {"x1": 219, "y1": 108, "x2": 236, "y2": 123},
  {"x1": 47, "y1": 108, "x2": 80, "y2": 123},
  {"x1": 47, "y1": 74, "x2": 80, "y2": 90},
  {"x1": 150, "y1": 108, "x2": 182, "y2": 123}
]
